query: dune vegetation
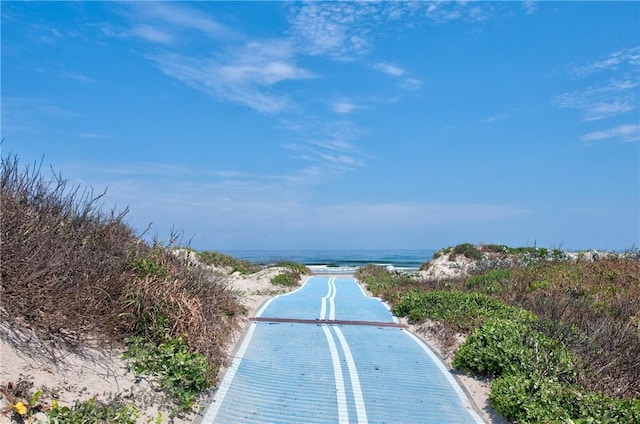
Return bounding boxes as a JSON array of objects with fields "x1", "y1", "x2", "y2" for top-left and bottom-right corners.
[
  {"x1": 0, "y1": 154, "x2": 247, "y2": 420},
  {"x1": 357, "y1": 244, "x2": 640, "y2": 423}
]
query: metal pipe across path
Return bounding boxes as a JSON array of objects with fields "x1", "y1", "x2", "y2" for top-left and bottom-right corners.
[{"x1": 199, "y1": 276, "x2": 485, "y2": 424}]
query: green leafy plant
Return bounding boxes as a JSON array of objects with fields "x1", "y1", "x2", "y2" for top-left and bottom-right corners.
[
  {"x1": 432, "y1": 246, "x2": 453, "y2": 259},
  {"x1": 355, "y1": 265, "x2": 415, "y2": 302},
  {"x1": 489, "y1": 374, "x2": 570, "y2": 423},
  {"x1": 47, "y1": 398, "x2": 139, "y2": 424},
  {"x1": 275, "y1": 261, "x2": 311, "y2": 275},
  {"x1": 452, "y1": 243, "x2": 484, "y2": 260},
  {"x1": 123, "y1": 336, "x2": 211, "y2": 410},
  {"x1": 132, "y1": 256, "x2": 169, "y2": 279},
  {"x1": 392, "y1": 290, "x2": 532, "y2": 331},
  {"x1": 195, "y1": 250, "x2": 260, "y2": 274},
  {"x1": 452, "y1": 317, "x2": 579, "y2": 381},
  {"x1": 489, "y1": 374, "x2": 640, "y2": 424},
  {"x1": 271, "y1": 272, "x2": 299, "y2": 287},
  {"x1": 464, "y1": 269, "x2": 513, "y2": 294}
]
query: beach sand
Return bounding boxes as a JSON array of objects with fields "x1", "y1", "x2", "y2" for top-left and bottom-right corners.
[{"x1": 1, "y1": 271, "x2": 506, "y2": 424}]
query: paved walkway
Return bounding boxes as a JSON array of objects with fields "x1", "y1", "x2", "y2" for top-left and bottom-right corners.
[{"x1": 200, "y1": 276, "x2": 484, "y2": 423}]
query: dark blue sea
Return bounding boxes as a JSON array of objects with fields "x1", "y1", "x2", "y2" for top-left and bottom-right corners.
[{"x1": 221, "y1": 250, "x2": 436, "y2": 274}]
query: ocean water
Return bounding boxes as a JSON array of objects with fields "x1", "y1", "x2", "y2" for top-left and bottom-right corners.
[{"x1": 222, "y1": 250, "x2": 436, "y2": 275}]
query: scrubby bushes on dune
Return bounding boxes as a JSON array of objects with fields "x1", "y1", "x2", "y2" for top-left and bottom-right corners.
[
  {"x1": 0, "y1": 154, "x2": 242, "y2": 411},
  {"x1": 358, "y1": 247, "x2": 640, "y2": 422}
]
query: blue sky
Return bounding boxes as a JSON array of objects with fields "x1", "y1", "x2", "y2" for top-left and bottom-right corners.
[{"x1": 2, "y1": 1, "x2": 639, "y2": 251}]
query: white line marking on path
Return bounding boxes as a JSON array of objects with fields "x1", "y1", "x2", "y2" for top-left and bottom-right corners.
[
  {"x1": 320, "y1": 277, "x2": 335, "y2": 320},
  {"x1": 404, "y1": 331, "x2": 485, "y2": 423},
  {"x1": 200, "y1": 322, "x2": 258, "y2": 423},
  {"x1": 256, "y1": 275, "x2": 313, "y2": 317},
  {"x1": 322, "y1": 325, "x2": 350, "y2": 424},
  {"x1": 329, "y1": 277, "x2": 337, "y2": 321},
  {"x1": 202, "y1": 275, "x2": 314, "y2": 423},
  {"x1": 333, "y1": 326, "x2": 369, "y2": 424}
]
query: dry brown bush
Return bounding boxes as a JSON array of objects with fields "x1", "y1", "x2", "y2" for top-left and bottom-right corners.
[
  {"x1": 508, "y1": 260, "x2": 640, "y2": 398},
  {"x1": 1, "y1": 154, "x2": 240, "y2": 376}
]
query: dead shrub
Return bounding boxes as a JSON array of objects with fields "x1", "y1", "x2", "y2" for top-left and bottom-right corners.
[{"x1": 1, "y1": 154, "x2": 240, "y2": 378}]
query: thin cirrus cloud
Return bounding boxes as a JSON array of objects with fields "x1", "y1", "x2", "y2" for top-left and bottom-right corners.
[
  {"x1": 281, "y1": 118, "x2": 368, "y2": 171},
  {"x1": 373, "y1": 62, "x2": 405, "y2": 76},
  {"x1": 332, "y1": 100, "x2": 358, "y2": 114},
  {"x1": 581, "y1": 124, "x2": 640, "y2": 144},
  {"x1": 117, "y1": 2, "x2": 314, "y2": 114},
  {"x1": 149, "y1": 43, "x2": 313, "y2": 114},
  {"x1": 572, "y1": 47, "x2": 640, "y2": 77},
  {"x1": 483, "y1": 114, "x2": 508, "y2": 123},
  {"x1": 372, "y1": 62, "x2": 422, "y2": 91},
  {"x1": 58, "y1": 70, "x2": 94, "y2": 83},
  {"x1": 130, "y1": 24, "x2": 174, "y2": 45},
  {"x1": 555, "y1": 47, "x2": 639, "y2": 123},
  {"x1": 554, "y1": 79, "x2": 638, "y2": 121},
  {"x1": 125, "y1": 2, "x2": 233, "y2": 41}
]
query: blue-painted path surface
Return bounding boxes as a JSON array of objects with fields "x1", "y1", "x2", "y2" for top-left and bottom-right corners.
[{"x1": 200, "y1": 276, "x2": 484, "y2": 423}]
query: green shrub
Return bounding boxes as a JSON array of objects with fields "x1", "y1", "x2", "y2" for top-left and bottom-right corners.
[
  {"x1": 195, "y1": 250, "x2": 260, "y2": 274},
  {"x1": 355, "y1": 265, "x2": 415, "y2": 301},
  {"x1": 271, "y1": 272, "x2": 299, "y2": 287},
  {"x1": 489, "y1": 374, "x2": 571, "y2": 423},
  {"x1": 432, "y1": 246, "x2": 452, "y2": 259},
  {"x1": 576, "y1": 392, "x2": 640, "y2": 423},
  {"x1": 452, "y1": 318, "x2": 579, "y2": 381},
  {"x1": 123, "y1": 336, "x2": 211, "y2": 410},
  {"x1": 490, "y1": 374, "x2": 640, "y2": 424},
  {"x1": 484, "y1": 244, "x2": 510, "y2": 253},
  {"x1": 452, "y1": 243, "x2": 484, "y2": 260},
  {"x1": 392, "y1": 290, "x2": 531, "y2": 331},
  {"x1": 132, "y1": 256, "x2": 168, "y2": 278},
  {"x1": 47, "y1": 398, "x2": 139, "y2": 424},
  {"x1": 464, "y1": 269, "x2": 513, "y2": 294},
  {"x1": 275, "y1": 261, "x2": 311, "y2": 275}
]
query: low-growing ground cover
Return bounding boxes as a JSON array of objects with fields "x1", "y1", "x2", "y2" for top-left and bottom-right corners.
[{"x1": 355, "y1": 248, "x2": 640, "y2": 423}]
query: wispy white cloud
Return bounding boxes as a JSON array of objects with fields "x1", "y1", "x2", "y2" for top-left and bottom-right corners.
[
  {"x1": 554, "y1": 79, "x2": 638, "y2": 121},
  {"x1": 150, "y1": 38, "x2": 314, "y2": 114},
  {"x1": 219, "y1": 41, "x2": 313, "y2": 85},
  {"x1": 281, "y1": 119, "x2": 368, "y2": 171},
  {"x1": 581, "y1": 124, "x2": 640, "y2": 144},
  {"x1": 373, "y1": 62, "x2": 422, "y2": 91},
  {"x1": 483, "y1": 114, "x2": 508, "y2": 123},
  {"x1": 373, "y1": 62, "x2": 405, "y2": 76},
  {"x1": 523, "y1": 1, "x2": 538, "y2": 15},
  {"x1": 58, "y1": 70, "x2": 94, "y2": 83},
  {"x1": 126, "y1": 2, "x2": 233, "y2": 42},
  {"x1": 332, "y1": 100, "x2": 358, "y2": 114},
  {"x1": 113, "y1": 3, "x2": 314, "y2": 114},
  {"x1": 76, "y1": 132, "x2": 110, "y2": 139},
  {"x1": 399, "y1": 77, "x2": 423, "y2": 91},
  {"x1": 130, "y1": 24, "x2": 174, "y2": 45},
  {"x1": 573, "y1": 47, "x2": 640, "y2": 77}
]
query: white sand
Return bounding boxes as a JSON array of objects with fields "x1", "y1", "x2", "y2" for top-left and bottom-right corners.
[{"x1": 1, "y1": 271, "x2": 506, "y2": 423}]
